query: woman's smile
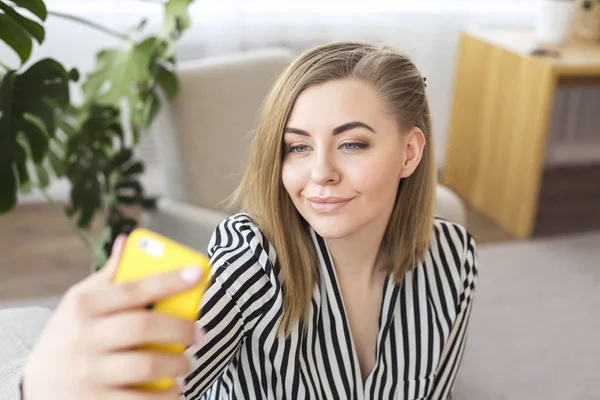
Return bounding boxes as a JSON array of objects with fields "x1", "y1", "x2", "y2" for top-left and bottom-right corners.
[{"x1": 305, "y1": 196, "x2": 354, "y2": 212}]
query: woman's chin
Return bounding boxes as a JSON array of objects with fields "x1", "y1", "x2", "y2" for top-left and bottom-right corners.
[{"x1": 305, "y1": 216, "x2": 358, "y2": 240}]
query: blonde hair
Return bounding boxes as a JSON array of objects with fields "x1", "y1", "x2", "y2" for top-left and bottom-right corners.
[{"x1": 229, "y1": 41, "x2": 436, "y2": 333}]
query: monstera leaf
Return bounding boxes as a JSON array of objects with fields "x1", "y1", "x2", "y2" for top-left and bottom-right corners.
[
  {"x1": 163, "y1": 0, "x2": 193, "y2": 35},
  {"x1": 81, "y1": 38, "x2": 158, "y2": 137},
  {"x1": 110, "y1": 148, "x2": 156, "y2": 209},
  {"x1": 81, "y1": 37, "x2": 178, "y2": 141},
  {"x1": 65, "y1": 104, "x2": 155, "y2": 229},
  {"x1": 161, "y1": 0, "x2": 194, "y2": 58},
  {"x1": 64, "y1": 104, "x2": 122, "y2": 228},
  {"x1": 0, "y1": 58, "x2": 77, "y2": 213},
  {"x1": 45, "y1": 114, "x2": 72, "y2": 179},
  {"x1": 0, "y1": 0, "x2": 47, "y2": 64},
  {"x1": 88, "y1": 147, "x2": 156, "y2": 270}
]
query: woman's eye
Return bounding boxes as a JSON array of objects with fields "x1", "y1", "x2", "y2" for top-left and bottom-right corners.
[
  {"x1": 340, "y1": 142, "x2": 367, "y2": 151},
  {"x1": 288, "y1": 145, "x2": 310, "y2": 153}
]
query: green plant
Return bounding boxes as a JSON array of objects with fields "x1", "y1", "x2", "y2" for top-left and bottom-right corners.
[{"x1": 0, "y1": 0, "x2": 194, "y2": 269}]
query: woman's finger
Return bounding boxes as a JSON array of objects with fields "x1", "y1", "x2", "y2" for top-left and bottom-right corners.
[
  {"x1": 99, "y1": 234, "x2": 128, "y2": 281},
  {"x1": 91, "y1": 311, "x2": 197, "y2": 351},
  {"x1": 57, "y1": 234, "x2": 129, "y2": 315},
  {"x1": 86, "y1": 265, "x2": 204, "y2": 316},
  {"x1": 92, "y1": 350, "x2": 191, "y2": 386},
  {"x1": 82, "y1": 234, "x2": 128, "y2": 288}
]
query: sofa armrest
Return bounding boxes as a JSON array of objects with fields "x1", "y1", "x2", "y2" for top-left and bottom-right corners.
[
  {"x1": 0, "y1": 307, "x2": 52, "y2": 400},
  {"x1": 435, "y1": 184, "x2": 467, "y2": 227},
  {"x1": 142, "y1": 198, "x2": 230, "y2": 254}
]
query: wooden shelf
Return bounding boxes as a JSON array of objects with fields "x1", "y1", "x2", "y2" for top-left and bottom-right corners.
[
  {"x1": 469, "y1": 28, "x2": 600, "y2": 75},
  {"x1": 443, "y1": 28, "x2": 600, "y2": 238}
]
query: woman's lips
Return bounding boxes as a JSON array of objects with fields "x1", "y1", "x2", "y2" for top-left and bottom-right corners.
[{"x1": 306, "y1": 197, "x2": 352, "y2": 212}]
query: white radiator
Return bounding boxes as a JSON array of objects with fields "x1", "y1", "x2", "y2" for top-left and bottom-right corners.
[{"x1": 545, "y1": 86, "x2": 600, "y2": 167}]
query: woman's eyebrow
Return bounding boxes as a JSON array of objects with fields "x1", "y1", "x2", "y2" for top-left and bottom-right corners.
[{"x1": 283, "y1": 121, "x2": 376, "y2": 136}]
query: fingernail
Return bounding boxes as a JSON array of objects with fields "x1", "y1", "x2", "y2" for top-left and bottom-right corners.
[
  {"x1": 180, "y1": 266, "x2": 203, "y2": 284},
  {"x1": 195, "y1": 326, "x2": 206, "y2": 344},
  {"x1": 175, "y1": 375, "x2": 186, "y2": 392},
  {"x1": 111, "y1": 234, "x2": 127, "y2": 255}
]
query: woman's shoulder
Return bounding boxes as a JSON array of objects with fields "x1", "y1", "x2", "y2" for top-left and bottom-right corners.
[
  {"x1": 424, "y1": 216, "x2": 478, "y2": 307},
  {"x1": 431, "y1": 215, "x2": 475, "y2": 255},
  {"x1": 208, "y1": 213, "x2": 265, "y2": 253},
  {"x1": 427, "y1": 216, "x2": 478, "y2": 314},
  {"x1": 428, "y1": 215, "x2": 477, "y2": 278},
  {"x1": 208, "y1": 211, "x2": 272, "y2": 248},
  {"x1": 205, "y1": 213, "x2": 279, "y2": 331},
  {"x1": 207, "y1": 213, "x2": 278, "y2": 285}
]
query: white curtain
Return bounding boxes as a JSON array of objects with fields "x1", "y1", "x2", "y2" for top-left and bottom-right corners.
[{"x1": 177, "y1": 1, "x2": 533, "y2": 165}]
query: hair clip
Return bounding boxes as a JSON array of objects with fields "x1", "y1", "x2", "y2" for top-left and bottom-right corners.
[{"x1": 423, "y1": 76, "x2": 427, "y2": 88}]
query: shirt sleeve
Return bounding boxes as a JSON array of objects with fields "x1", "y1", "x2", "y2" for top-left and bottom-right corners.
[
  {"x1": 182, "y1": 214, "x2": 276, "y2": 399},
  {"x1": 429, "y1": 232, "x2": 478, "y2": 400}
]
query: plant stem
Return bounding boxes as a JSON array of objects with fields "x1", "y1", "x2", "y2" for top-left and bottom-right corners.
[
  {"x1": 37, "y1": 184, "x2": 95, "y2": 249},
  {"x1": 48, "y1": 11, "x2": 129, "y2": 41}
]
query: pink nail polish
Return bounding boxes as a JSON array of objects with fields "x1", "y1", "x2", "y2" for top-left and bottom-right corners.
[
  {"x1": 180, "y1": 267, "x2": 203, "y2": 284},
  {"x1": 175, "y1": 376, "x2": 186, "y2": 392}
]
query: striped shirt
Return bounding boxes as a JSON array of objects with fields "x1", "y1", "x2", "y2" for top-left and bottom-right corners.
[{"x1": 183, "y1": 213, "x2": 478, "y2": 400}]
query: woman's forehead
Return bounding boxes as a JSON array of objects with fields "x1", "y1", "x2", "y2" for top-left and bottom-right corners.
[{"x1": 286, "y1": 79, "x2": 393, "y2": 130}]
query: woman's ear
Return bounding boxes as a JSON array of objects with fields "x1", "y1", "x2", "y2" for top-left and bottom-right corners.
[{"x1": 399, "y1": 127, "x2": 426, "y2": 179}]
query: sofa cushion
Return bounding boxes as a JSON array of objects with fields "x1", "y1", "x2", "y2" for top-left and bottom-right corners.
[
  {"x1": 0, "y1": 307, "x2": 52, "y2": 399},
  {"x1": 155, "y1": 49, "x2": 294, "y2": 212}
]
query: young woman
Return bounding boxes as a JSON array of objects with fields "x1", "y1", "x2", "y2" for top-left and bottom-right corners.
[{"x1": 22, "y1": 42, "x2": 478, "y2": 400}]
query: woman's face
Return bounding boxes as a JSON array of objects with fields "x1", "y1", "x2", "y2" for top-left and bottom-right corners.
[{"x1": 281, "y1": 79, "x2": 424, "y2": 239}]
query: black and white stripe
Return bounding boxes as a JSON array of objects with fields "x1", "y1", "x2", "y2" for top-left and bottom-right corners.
[{"x1": 183, "y1": 213, "x2": 478, "y2": 400}]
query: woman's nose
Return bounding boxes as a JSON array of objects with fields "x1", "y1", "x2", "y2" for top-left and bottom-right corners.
[{"x1": 310, "y1": 151, "x2": 340, "y2": 186}]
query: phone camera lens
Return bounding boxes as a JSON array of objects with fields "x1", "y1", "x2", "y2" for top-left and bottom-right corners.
[
  {"x1": 138, "y1": 236, "x2": 164, "y2": 258},
  {"x1": 139, "y1": 238, "x2": 150, "y2": 250}
]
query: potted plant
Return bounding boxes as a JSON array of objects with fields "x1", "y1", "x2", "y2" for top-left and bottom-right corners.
[
  {"x1": 535, "y1": 0, "x2": 578, "y2": 44},
  {"x1": 0, "y1": 0, "x2": 194, "y2": 269}
]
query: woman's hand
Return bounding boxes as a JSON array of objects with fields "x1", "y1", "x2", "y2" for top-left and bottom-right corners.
[{"x1": 22, "y1": 235, "x2": 206, "y2": 400}]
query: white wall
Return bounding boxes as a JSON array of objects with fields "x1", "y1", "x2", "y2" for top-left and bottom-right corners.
[{"x1": 1, "y1": 1, "x2": 535, "y2": 202}]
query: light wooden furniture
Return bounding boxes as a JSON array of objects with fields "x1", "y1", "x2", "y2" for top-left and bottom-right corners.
[{"x1": 443, "y1": 28, "x2": 600, "y2": 238}]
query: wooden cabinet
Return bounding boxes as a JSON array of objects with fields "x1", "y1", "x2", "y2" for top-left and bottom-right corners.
[{"x1": 443, "y1": 29, "x2": 600, "y2": 238}]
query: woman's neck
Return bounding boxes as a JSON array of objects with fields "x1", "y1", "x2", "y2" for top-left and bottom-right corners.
[{"x1": 325, "y1": 217, "x2": 388, "y2": 285}]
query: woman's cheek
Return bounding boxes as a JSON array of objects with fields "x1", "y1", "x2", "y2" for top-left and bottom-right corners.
[
  {"x1": 346, "y1": 153, "x2": 399, "y2": 194},
  {"x1": 343, "y1": 155, "x2": 379, "y2": 184},
  {"x1": 281, "y1": 162, "x2": 304, "y2": 197}
]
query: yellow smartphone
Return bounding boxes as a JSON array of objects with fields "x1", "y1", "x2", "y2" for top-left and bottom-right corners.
[{"x1": 114, "y1": 228, "x2": 212, "y2": 391}]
